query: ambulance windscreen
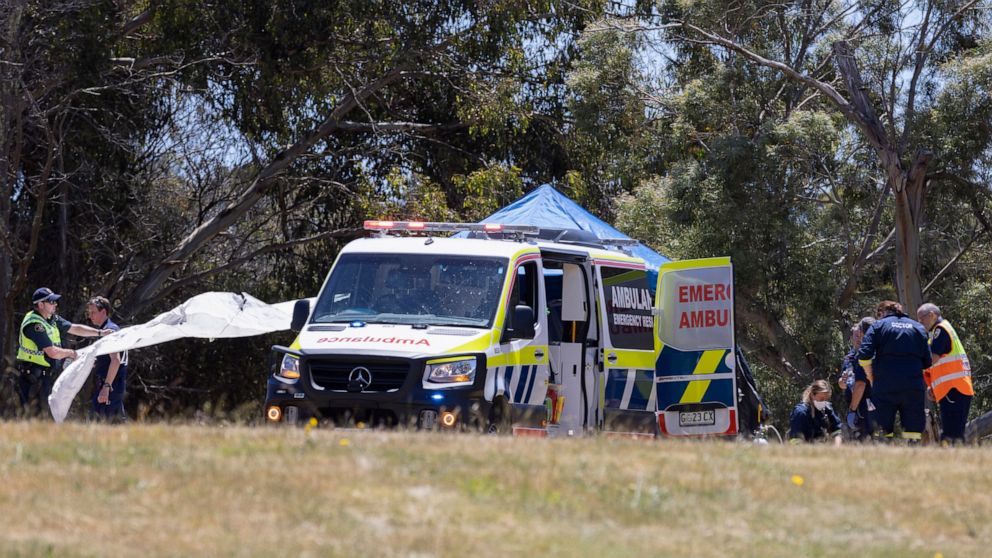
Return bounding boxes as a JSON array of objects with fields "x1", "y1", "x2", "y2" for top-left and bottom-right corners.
[{"x1": 311, "y1": 254, "x2": 508, "y2": 328}]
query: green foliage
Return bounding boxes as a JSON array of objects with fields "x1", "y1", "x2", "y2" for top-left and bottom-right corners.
[
  {"x1": 565, "y1": 21, "x2": 655, "y2": 215},
  {"x1": 451, "y1": 165, "x2": 524, "y2": 222},
  {"x1": 2, "y1": 0, "x2": 610, "y2": 416}
]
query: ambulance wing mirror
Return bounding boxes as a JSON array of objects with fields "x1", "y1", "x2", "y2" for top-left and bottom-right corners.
[
  {"x1": 291, "y1": 299, "x2": 311, "y2": 332},
  {"x1": 506, "y1": 305, "x2": 535, "y2": 340}
]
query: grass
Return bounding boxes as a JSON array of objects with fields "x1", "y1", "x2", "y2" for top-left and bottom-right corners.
[{"x1": 1, "y1": 422, "x2": 990, "y2": 557}]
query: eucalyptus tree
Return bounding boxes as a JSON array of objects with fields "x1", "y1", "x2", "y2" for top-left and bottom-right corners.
[
  {"x1": 2, "y1": 0, "x2": 607, "y2": 406},
  {"x1": 110, "y1": 0, "x2": 606, "y2": 317},
  {"x1": 1, "y1": 1, "x2": 170, "y2": 366},
  {"x1": 669, "y1": 0, "x2": 992, "y2": 312},
  {"x1": 607, "y1": 0, "x2": 992, "y2": 382}
]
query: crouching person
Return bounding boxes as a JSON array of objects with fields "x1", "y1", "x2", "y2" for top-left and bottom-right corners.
[{"x1": 788, "y1": 380, "x2": 843, "y2": 445}]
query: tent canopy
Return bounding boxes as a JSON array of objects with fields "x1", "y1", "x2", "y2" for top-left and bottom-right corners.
[{"x1": 481, "y1": 184, "x2": 671, "y2": 273}]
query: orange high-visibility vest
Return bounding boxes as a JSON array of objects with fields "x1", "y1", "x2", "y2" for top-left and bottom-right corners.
[{"x1": 924, "y1": 320, "x2": 974, "y2": 401}]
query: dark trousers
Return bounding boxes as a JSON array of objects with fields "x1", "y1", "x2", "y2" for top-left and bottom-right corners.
[
  {"x1": 873, "y1": 388, "x2": 925, "y2": 436},
  {"x1": 851, "y1": 398, "x2": 876, "y2": 441},
  {"x1": 938, "y1": 388, "x2": 972, "y2": 441},
  {"x1": 17, "y1": 364, "x2": 55, "y2": 418},
  {"x1": 91, "y1": 399, "x2": 127, "y2": 422},
  {"x1": 91, "y1": 371, "x2": 127, "y2": 422}
]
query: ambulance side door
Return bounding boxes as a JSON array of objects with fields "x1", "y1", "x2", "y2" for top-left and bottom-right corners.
[
  {"x1": 595, "y1": 263, "x2": 658, "y2": 436},
  {"x1": 493, "y1": 257, "x2": 550, "y2": 424}
]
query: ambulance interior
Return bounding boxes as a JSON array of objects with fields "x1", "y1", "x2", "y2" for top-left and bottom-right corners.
[{"x1": 541, "y1": 259, "x2": 596, "y2": 433}]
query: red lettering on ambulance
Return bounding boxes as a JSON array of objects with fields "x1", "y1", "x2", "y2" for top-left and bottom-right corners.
[
  {"x1": 677, "y1": 283, "x2": 733, "y2": 302},
  {"x1": 316, "y1": 336, "x2": 430, "y2": 346},
  {"x1": 678, "y1": 309, "x2": 730, "y2": 329}
]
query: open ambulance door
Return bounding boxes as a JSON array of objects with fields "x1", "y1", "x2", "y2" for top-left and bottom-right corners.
[
  {"x1": 540, "y1": 250, "x2": 595, "y2": 436},
  {"x1": 654, "y1": 257, "x2": 738, "y2": 437},
  {"x1": 595, "y1": 262, "x2": 659, "y2": 437}
]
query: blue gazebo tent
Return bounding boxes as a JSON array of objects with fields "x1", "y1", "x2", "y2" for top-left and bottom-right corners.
[{"x1": 480, "y1": 184, "x2": 670, "y2": 280}]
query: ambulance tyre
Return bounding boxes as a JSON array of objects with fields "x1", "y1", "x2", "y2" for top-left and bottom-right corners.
[{"x1": 486, "y1": 397, "x2": 512, "y2": 435}]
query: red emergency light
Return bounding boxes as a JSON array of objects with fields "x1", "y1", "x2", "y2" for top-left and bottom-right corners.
[{"x1": 364, "y1": 220, "x2": 396, "y2": 229}]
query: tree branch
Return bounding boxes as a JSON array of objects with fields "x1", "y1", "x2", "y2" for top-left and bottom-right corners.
[
  {"x1": 119, "y1": 61, "x2": 415, "y2": 317},
  {"x1": 332, "y1": 120, "x2": 468, "y2": 134},
  {"x1": 923, "y1": 225, "x2": 988, "y2": 294},
  {"x1": 122, "y1": 7, "x2": 154, "y2": 37},
  {"x1": 150, "y1": 227, "x2": 362, "y2": 303},
  {"x1": 736, "y1": 292, "x2": 815, "y2": 380}
]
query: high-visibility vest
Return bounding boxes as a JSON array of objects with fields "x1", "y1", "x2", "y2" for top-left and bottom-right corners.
[
  {"x1": 16, "y1": 311, "x2": 61, "y2": 368},
  {"x1": 924, "y1": 319, "x2": 974, "y2": 401}
]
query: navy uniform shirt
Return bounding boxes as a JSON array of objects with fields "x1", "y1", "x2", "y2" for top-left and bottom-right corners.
[
  {"x1": 857, "y1": 314, "x2": 931, "y2": 395},
  {"x1": 788, "y1": 402, "x2": 841, "y2": 442},
  {"x1": 843, "y1": 348, "x2": 872, "y2": 402},
  {"x1": 22, "y1": 313, "x2": 73, "y2": 368},
  {"x1": 92, "y1": 318, "x2": 127, "y2": 396},
  {"x1": 842, "y1": 350, "x2": 856, "y2": 402}
]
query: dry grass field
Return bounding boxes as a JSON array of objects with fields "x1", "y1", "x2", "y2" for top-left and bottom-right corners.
[{"x1": 1, "y1": 422, "x2": 990, "y2": 557}]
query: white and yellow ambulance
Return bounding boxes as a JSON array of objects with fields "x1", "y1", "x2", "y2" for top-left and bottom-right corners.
[{"x1": 265, "y1": 221, "x2": 738, "y2": 437}]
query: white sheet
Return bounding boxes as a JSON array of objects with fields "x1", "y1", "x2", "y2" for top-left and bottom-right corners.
[{"x1": 48, "y1": 292, "x2": 300, "y2": 423}]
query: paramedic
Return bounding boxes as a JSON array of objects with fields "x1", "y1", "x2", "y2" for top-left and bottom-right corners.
[
  {"x1": 857, "y1": 300, "x2": 931, "y2": 443},
  {"x1": 842, "y1": 317, "x2": 875, "y2": 440},
  {"x1": 788, "y1": 380, "x2": 842, "y2": 444}
]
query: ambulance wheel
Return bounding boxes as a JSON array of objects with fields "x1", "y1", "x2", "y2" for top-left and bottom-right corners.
[{"x1": 486, "y1": 398, "x2": 511, "y2": 435}]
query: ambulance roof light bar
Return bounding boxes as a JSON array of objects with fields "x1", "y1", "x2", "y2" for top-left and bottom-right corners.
[
  {"x1": 598, "y1": 238, "x2": 640, "y2": 247},
  {"x1": 598, "y1": 237, "x2": 639, "y2": 256},
  {"x1": 364, "y1": 220, "x2": 540, "y2": 239}
]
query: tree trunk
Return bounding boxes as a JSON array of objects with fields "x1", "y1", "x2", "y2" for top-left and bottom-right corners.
[
  {"x1": 736, "y1": 293, "x2": 815, "y2": 381},
  {"x1": 0, "y1": 1, "x2": 25, "y2": 371},
  {"x1": 835, "y1": 41, "x2": 930, "y2": 315},
  {"x1": 58, "y1": 178, "x2": 68, "y2": 295},
  {"x1": 889, "y1": 151, "x2": 930, "y2": 314}
]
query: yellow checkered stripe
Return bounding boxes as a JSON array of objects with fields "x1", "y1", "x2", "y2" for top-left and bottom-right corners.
[{"x1": 678, "y1": 349, "x2": 727, "y2": 404}]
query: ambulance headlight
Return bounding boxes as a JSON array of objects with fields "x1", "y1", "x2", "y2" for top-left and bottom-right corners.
[
  {"x1": 275, "y1": 354, "x2": 300, "y2": 382},
  {"x1": 426, "y1": 358, "x2": 476, "y2": 384}
]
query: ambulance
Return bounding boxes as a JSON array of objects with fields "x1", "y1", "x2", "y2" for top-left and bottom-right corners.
[{"x1": 264, "y1": 221, "x2": 739, "y2": 437}]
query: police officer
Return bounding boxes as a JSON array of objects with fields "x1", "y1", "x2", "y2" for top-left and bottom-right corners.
[
  {"x1": 86, "y1": 296, "x2": 128, "y2": 421},
  {"x1": 857, "y1": 300, "x2": 931, "y2": 443},
  {"x1": 917, "y1": 303, "x2": 974, "y2": 444},
  {"x1": 16, "y1": 287, "x2": 111, "y2": 417},
  {"x1": 842, "y1": 317, "x2": 875, "y2": 441},
  {"x1": 788, "y1": 380, "x2": 842, "y2": 444}
]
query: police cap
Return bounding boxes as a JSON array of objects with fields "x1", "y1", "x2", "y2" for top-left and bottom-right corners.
[{"x1": 32, "y1": 287, "x2": 62, "y2": 304}]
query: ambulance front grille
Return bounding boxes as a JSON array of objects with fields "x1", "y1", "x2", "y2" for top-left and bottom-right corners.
[{"x1": 308, "y1": 359, "x2": 411, "y2": 392}]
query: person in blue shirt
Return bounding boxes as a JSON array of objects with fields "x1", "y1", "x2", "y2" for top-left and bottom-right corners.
[
  {"x1": 857, "y1": 300, "x2": 931, "y2": 443},
  {"x1": 788, "y1": 380, "x2": 842, "y2": 444},
  {"x1": 85, "y1": 296, "x2": 128, "y2": 422},
  {"x1": 841, "y1": 317, "x2": 875, "y2": 441}
]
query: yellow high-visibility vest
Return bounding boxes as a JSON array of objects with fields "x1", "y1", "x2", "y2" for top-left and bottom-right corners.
[{"x1": 16, "y1": 311, "x2": 61, "y2": 368}]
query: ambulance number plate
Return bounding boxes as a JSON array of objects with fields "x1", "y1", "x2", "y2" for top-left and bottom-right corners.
[{"x1": 678, "y1": 409, "x2": 715, "y2": 427}]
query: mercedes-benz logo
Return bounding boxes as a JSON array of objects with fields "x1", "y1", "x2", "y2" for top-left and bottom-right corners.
[{"x1": 348, "y1": 366, "x2": 373, "y2": 391}]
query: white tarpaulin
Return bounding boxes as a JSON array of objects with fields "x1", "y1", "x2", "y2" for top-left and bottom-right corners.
[{"x1": 48, "y1": 292, "x2": 299, "y2": 423}]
